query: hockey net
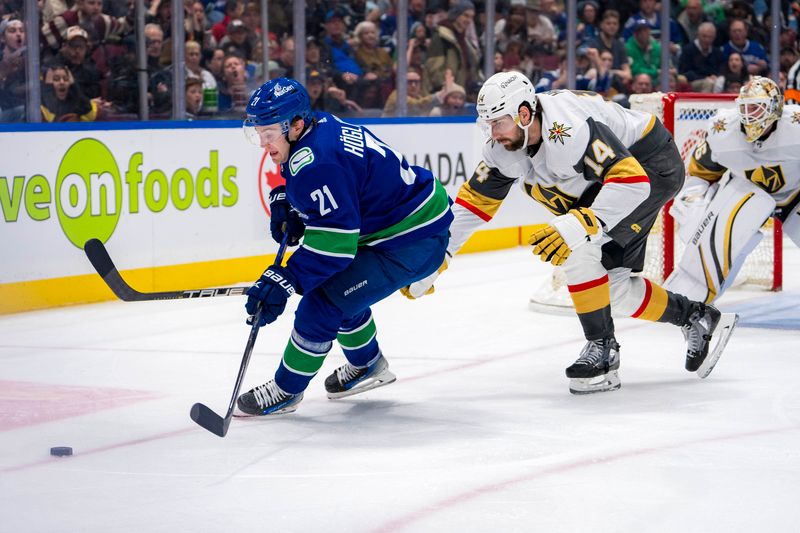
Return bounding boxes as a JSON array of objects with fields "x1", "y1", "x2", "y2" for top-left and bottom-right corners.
[{"x1": 529, "y1": 92, "x2": 782, "y2": 314}]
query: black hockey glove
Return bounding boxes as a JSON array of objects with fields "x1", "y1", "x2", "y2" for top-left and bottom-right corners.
[
  {"x1": 269, "y1": 186, "x2": 305, "y2": 246},
  {"x1": 245, "y1": 266, "x2": 297, "y2": 326}
]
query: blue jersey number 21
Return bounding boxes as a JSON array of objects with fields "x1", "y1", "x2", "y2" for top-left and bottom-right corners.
[{"x1": 310, "y1": 185, "x2": 339, "y2": 216}]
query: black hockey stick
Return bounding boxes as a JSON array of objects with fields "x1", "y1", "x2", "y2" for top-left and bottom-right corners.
[
  {"x1": 189, "y1": 233, "x2": 290, "y2": 437},
  {"x1": 83, "y1": 238, "x2": 249, "y2": 301}
]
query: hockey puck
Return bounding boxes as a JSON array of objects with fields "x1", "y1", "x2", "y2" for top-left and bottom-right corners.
[{"x1": 50, "y1": 446, "x2": 73, "y2": 457}]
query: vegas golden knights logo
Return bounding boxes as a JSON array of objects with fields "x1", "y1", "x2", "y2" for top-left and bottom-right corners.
[
  {"x1": 744, "y1": 165, "x2": 785, "y2": 194},
  {"x1": 547, "y1": 121, "x2": 572, "y2": 145},
  {"x1": 527, "y1": 183, "x2": 577, "y2": 214}
]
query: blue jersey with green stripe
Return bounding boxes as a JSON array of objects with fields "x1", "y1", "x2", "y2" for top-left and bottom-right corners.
[{"x1": 281, "y1": 112, "x2": 453, "y2": 294}]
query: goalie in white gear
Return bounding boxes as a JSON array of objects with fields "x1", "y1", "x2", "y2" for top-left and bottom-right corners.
[
  {"x1": 666, "y1": 76, "x2": 800, "y2": 302},
  {"x1": 402, "y1": 72, "x2": 738, "y2": 394}
]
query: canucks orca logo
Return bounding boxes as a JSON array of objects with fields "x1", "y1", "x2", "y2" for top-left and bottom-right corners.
[
  {"x1": 745, "y1": 165, "x2": 785, "y2": 193},
  {"x1": 527, "y1": 183, "x2": 577, "y2": 214}
]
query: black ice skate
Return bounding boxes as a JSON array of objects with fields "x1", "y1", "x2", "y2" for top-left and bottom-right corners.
[
  {"x1": 565, "y1": 337, "x2": 621, "y2": 395},
  {"x1": 324, "y1": 354, "x2": 397, "y2": 399},
  {"x1": 236, "y1": 380, "x2": 303, "y2": 416},
  {"x1": 682, "y1": 304, "x2": 738, "y2": 378}
]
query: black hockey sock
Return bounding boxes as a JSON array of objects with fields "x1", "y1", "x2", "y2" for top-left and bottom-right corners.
[{"x1": 658, "y1": 291, "x2": 697, "y2": 327}]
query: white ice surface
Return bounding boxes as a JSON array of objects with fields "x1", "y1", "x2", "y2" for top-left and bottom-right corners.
[{"x1": 1, "y1": 245, "x2": 799, "y2": 533}]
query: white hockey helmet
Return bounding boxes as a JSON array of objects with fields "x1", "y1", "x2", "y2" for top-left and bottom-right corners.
[
  {"x1": 736, "y1": 76, "x2": 783, "y2": 142},
  {"x1": 476, "y1": 72, "x2": 537, "y2": 146}
]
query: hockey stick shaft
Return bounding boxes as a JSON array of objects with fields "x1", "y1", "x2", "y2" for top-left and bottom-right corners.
[
  {"x1": 190, "y1": 233, "x2": 290, "y2": 437},
  {"x1": 85, "y1": 238, "x2": 260, "y2": 301}
]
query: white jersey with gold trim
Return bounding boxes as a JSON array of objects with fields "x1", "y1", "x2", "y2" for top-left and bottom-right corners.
[
  {"x1": 695, "y1": 105, "x2": 800, "y2": 206},
  {"x1": 481, "y1": 89, "x2": 658, "y2": 231},
  {"x1": 407, "y1": 89, "x2": 686, "y2": 298},
  {"x1": 533, "y1": 90, "x2": 655, "y2": 180}
]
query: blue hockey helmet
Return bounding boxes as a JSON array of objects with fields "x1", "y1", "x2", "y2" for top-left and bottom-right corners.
[{"x1": 243, "y1": 77, "x2": 313, "y2": 145}]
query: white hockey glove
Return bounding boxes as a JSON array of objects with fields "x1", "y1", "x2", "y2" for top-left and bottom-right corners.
[
  {"x1": 529, "y1": 207, "x2": 602, "y2": 266},
  {"x1": 669, "y1": 176, "x2": 713, "y2": 226},
  {"x1": 400, "y1": 258, "x2": 449, "y2": 299}
]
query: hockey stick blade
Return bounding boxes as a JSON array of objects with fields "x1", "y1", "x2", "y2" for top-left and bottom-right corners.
[
  {"x1": 189, "y1": 234, "x2": 289, "y2": 437},
  {"x1": 190, "y1": 402, "x2": 231, "y2": 437},
  {"x1": 190, "y1": 306, "x2": 263, "y2": 437},
  {"x1": 83, "y1": 238, "x2": 247, "y2": 302}
]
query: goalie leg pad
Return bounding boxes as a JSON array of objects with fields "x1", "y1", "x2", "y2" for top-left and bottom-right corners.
[
  {"x1": 664, "y1": 230, "x2": 760, "y2": 304},
  {"x1": 719, "y1": 231, "x2": 763, "y2": 294},
  {"x1": 663, "y1": 264, "x2": 714, "y2": 304},
  {"x1": 665, "y1": 177, "x2": 775, "y2": 303}
]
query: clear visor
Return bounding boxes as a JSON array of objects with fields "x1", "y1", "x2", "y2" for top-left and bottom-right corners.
[
  {"x1": 243, "y1": 118, "x2": 286, "y2": 147},
  {"x1": 478, "y1": 114, "x2": 518, "y2": 138},
  {"x1": 737, "y1": 100, "x2": 769, "y2": 125}
]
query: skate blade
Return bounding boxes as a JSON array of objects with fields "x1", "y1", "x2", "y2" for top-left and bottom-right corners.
[
  {"x1": 233, "y1": 404, "x2": 299, "y2": 417},
  {"x1": 569, "y1": 370, "x2": 621, "y2": 395},
  {"x1": 233, "y1": 394, "x2": 303, "y2": 417},
  {"x1": 327, "y1": 370, "x2": 397, "y2": 399},
  {"x1": 697, "y1": 313, "x2": 738, "y2": 379}
]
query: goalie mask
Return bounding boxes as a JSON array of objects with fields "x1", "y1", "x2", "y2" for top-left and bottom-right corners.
[
  {"x1": 736, "y1": 76, "x2": 783, "y2": 143},
  {"x1": 476, "y1": 72, "x2": 537, "y2": 149}
]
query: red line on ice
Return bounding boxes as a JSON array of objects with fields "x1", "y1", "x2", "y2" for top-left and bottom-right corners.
[{"x1": 370, "y1": 425, "x2": 800, "y2": 533}]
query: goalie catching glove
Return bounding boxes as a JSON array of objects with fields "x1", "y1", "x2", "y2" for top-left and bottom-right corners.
[
  {"x1": 529, "y1": 207, "x2": 601, "y2": 266},
  {"x1": 400, "y1": 257, "x2": 449, "y2": 299}
]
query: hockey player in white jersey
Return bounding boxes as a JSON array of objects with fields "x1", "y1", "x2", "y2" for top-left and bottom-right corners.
[
  {"x1": 404, "y1": 72, "x2": 738, "y2": 394},
  {"x1": 666, "y1": 76, "x2": 800, "y2": 302}
]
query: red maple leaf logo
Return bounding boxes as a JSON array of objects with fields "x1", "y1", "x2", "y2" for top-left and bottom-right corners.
[{"x1": 258, "y1": 149, "x2": 285, "y2": 217}]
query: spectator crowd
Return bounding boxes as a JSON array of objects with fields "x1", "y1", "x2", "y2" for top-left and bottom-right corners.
[{"x1": 1, "y1": 0, "x2": 799, "y2": 122}]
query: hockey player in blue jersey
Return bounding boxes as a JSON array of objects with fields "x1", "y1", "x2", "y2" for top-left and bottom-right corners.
[{"x1": 236, "y1": 78, "x2": 454, "y2": 416}]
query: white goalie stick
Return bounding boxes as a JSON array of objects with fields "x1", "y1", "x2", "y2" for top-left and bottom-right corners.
[{"x1": 83, "y1": 238, "x2": 248, "y2": 301}]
